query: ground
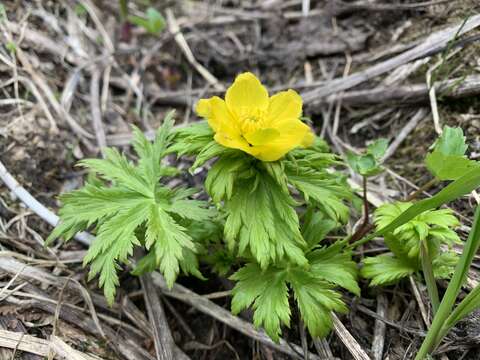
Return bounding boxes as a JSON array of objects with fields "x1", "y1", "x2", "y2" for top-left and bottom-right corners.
[{"x1": 1, "y1": 1, "x2": 480, "y2": 359}]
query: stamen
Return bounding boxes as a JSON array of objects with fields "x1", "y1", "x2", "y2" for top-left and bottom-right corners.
[{"x1": 238, "y1": 109, "x2": 267, "y2": 134}]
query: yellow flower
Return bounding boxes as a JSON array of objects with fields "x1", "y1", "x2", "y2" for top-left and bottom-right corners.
[{"x1": 196, "y1": 72, "x2": 315, "y2": 162}]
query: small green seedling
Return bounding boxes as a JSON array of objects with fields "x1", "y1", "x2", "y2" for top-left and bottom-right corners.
[
  {"x1": 426, "y1": 126, "x2": 478, "y2": 181},
  {"x1": 346, "y1": 138, "x2": 388, "y2": 177},
  {"x1": 361, "y1": 202, "x2": 460, "y2": 286},
  {"x1": 128, "y1": 7, "x2": 165, "y2": 35}
]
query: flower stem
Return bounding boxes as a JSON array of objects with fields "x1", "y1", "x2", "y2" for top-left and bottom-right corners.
[
  {"x1": 350, "y1": 176, "x2": 372, "y2": 243},
  {"x1": 420, "y1": 241, "x2": 439, "y2": 316},
  {"x1": 119, "y1": 0, "x2": 129, "y2": 19}
]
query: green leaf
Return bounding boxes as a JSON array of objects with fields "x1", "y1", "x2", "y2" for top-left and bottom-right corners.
[
  {"x1": 132, "y1": 251, "x2": 157, "y2": 276},
  {"x1": 224, "y1": 170, "x2": 307, "y2": 268},
  {"x1": 205, "y1": 155, "x2": 252, "y2": 203},
  {"x1": 289, "y1": 268, "x2": 347, "y2": 338},
  {"x1": 191, "y1": 141, "x2": 234, "y2": 171},
  {"x1": 383, "y1": 233, "x2": 419, "y2": 265},
  {"x1": 346, "y1": 153, "x2": 381, "y2": 177},
  {"x1": 371, "y1": 201, "x2": 460, "y2": 278},
  {"x1": 425, "y1": 126, "x2": 478, "y2": 180},
  {"x1": 132, "y1": 111, "x2": 175, "y2": 186},
  {"x1": 285, "y1": 165, "x2": 351, "y2": 223},
  {"x1": 231, "y1": 262, "x2": 350, "y2": 341},
  {"x1": 133, "y1": 247, "x2": 205, "y2": 280},
  {"x1": 128, "y1": 7, "x2": 165, "y2": 35},
  {"x1": 420, "y1": 208, "x2": 460, "y2": 228},
  {"x1": 46, "y1": 182, "x2": 147, "y2": 245},
  {"x1": 308, "y1": 243, "x2": 360, "y2": 296},
  {"x1": 49, "y1": 112, "x2": 207, "y2": 304},
  {"x1": 259, "y1": 161, "x2": 288, "y2": 193},
  {"x1": 205, "y1": 249, "x2": 236, "y2": 276},
  {"x1": 166, "y1": 198, "x2": 215, "y2": 221},
  {"x1": 426, "y1": 152, "x2": 478, "y2": 181},
  {"x1": 80, "y1": 148, "x2": 151, "y2": 196},
  {"x1": 302, "y1": 210, "x2": 338, "y2": 250},
  {"x1": 345, "y1": 138, "x2": 388, "y2": 177},
  {"x1": 361, "y1": 254, "x2": 415, "y2": 286},
  {"x1": 169, "y1": 121, "x2": 216, "y2": 158},
  {"x1": 146, "y1": 204, "x2": 195, "y2": 288},
  {"x1": 432, "y1": 251, "x2": 458, "y2": 279},
  {"x1": 374, "y1": 168, "x2": 480, "y2": 237},
  {"x1": 85, "y1": 202, "x2": 149, "y2": 304},
  {"x1": 179, "y1": 247, "x2": 206, "y2": 280},
  {"x1": 433, "y1": 126, "x2": 468, "y2": 156},
  {"x1": 367, "y1": 138, "x2": 389, "y2": 160},
  {"x1": 230, "y1": 264, "x2": 290, "y2": 342}
]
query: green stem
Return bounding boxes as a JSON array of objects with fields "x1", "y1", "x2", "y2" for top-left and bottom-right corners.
[
  {"x1": 434, "y1": 284, "x2": 480, "y2": 347},
  {"x1": 119, "y1": 0, "x2": 129, "y2": 20},
  {"x1": 420, "y1": 241, "x2": 439, "y2": 316},
  {"x1": 415, "y1": 206, "x2": 480, "y2": 360}
]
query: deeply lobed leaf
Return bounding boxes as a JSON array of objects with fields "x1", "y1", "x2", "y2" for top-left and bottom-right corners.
[{"x1": 49, "y1": 115, "x2": 213, "y2": 304}]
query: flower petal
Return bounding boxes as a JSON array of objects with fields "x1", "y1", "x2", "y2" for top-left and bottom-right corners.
[
  {"x1": 301, "y1": 130, "x2": 315, "y2": 147},
  {"x1": 225, "y1": 73, "x2": 269, "y2": 115},
  {"x1": 254, "y1": 119, "x2": 314, "y2": 161},
  {"x1": 267, "y1": 89, "x2": 302, "y2": 125},
  {"x1": 214, "y1": 132, "x2": 259, "y2": 156},
  {"x1": 196, "y1": 96, "x2": 239, "y2": 135},
  {"x1": 253, "y1": 144, "x2": 292, "y2": 162},
  {"x1": 244, "y1": 128, "x2": 280, "y2": 146},
  {"x1": 196, "y1": 98, "x2": 211, "y2": 118}
]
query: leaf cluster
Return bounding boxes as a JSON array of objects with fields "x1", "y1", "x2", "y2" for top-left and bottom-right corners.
[
  {"x1": 361, "y1": 201, "x2": 460, "y2": 286},
  {"x1": 48, "y1": 113, "x2": 214, "y2": 304},
  {"x1": 230, "y1": 243, "x2": 358, "y2": 341},
  {"x1": 173, "y1": 123, "x2": 353, "y2": 267},
  {"x1": 173, "y1": 122, "x2": 357, "y2": 340}
]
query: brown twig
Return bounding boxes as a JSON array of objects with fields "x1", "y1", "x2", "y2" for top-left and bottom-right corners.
[
  {"x1": 382, "y1": 108, "x2": 429, "y2": 161},
  {"x1": 302, "y1": 14, "x2": 480, "y2": 102},
  {"x1": 331, "y1": 313, "x2": 371, "y2": 360},
  {"x1": 371, "y1": 294, "x2": 388, "y2": 360},
  {"x1": 0, "y1": 329, "x2": 99, "y2": 360},
  {"x1": 140, "y1": 274, "x2": 175, "y2": 360},
  {"x1": 90, "y1": 67, "x2": 107, "y2": 155}
]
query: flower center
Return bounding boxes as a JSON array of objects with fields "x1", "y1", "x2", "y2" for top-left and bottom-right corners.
[{"x1": 238, "y1": 109, "x2": 267, "y2": 134}]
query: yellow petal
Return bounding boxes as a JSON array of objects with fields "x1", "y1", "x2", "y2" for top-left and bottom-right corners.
[
  {"x1": 196, "y1": 96, "x2": 239, "y2": 135},
  {"x1": 225, "y1": 73, "x2": 269, "y2": 115},
  {"x1": 254, "y1": 119, "x2": 314, "y2": 161},
  {"x1": 253, "y1": 144, "x2": 292, "y2": 162},
  {"x1": 301, "y1": 130, "x2": 315, "y2": 147},
  {"x1": 244, "y1": 128, "x2": 280, "y2": 146},
  {"x1": 195, "y1": 98, "x2": 211, "y2": 118},
  {"x1": 214, "y1": 132, "x2": 259, "y2": 156},
  {"x1": 267, "y1": 89, "x2": 302, "y2": 125}
]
